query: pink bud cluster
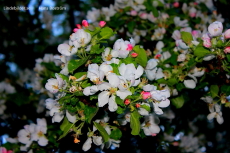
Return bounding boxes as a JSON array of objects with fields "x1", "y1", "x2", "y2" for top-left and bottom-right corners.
[{"x1": 73, "y1": 20, "x2": 106, "y2": 32}]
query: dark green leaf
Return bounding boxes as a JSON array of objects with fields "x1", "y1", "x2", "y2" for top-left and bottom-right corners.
[
  {"x1": 74, "y1": 72, "x2": 87, "y2": 79},
  {"x1": 110, "y1": 63, "x2": 120, "y2": 75},
  {"x1": 127, "y1": 21, "x2": 135, "y2": 33},
  {"x1": 116, "y1": 106, "x2": 125, "y2": 114},
  {"x1": 115, "y1": 96, "x2": 125, "y2": 107},
  {"x1": 171, "y1": 95, "x2": 184, "y2": 109},
  {"x1": 110, "y1": 128, "x2": 122, "y2": 140},
  {"x1": 93, "y1": 121, "x2": 109, "y2": 142},
  {"x1": 99, "y1": 27, "x2": 116, "y2": 40},
  {"x1": 84, "y1": 106, "x2": 98, "y2": 124},
  {"x1": 89, "y1": 44, "x2": 105, "y2": 54},
  {"x1": 221, "y1": 85, "x2": 230, "y2": 95},
  {"x1": 210, "y1": 85, "x2": 219, "y2": 98},
  {"x1": 68, "y1": 57, "x2": 89, "y2": 74},
  {"x1": 59, "y1": 117, "x2": 76, "y2": 140}
]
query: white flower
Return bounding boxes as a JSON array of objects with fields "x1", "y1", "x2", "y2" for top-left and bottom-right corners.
[
  {"x1": 101, "y1": 5, "x2": 116, "y2": 21},
  {"x1": 70, "y1": 29, "x2": 91, "y2": 47},
  {"x1": 57, "y1": 42, "x2": 79, "y2": 56},
  {"x1": 92, "y1": 136, "x2": 103, "y2": 146},
  {"x1": 118, "y1": 63, "x2": 144, "y2": 86},
  {"x1": 138, "y1": 103, "x2": 150, "y2": 116},
  {"x1": 31, "y1": 118, "x2": 48, "y2": 146},
  {"x1": 112, "y1": 38, "x2": 135, "y2": 58},
  {"x1": 177, "y1": 54, "x2": 186, "y2": 62},
  {"x1": 66, "y1": 110, "x2": 77, "y2": 123},
  {"x1": 45, "y1": 98, "x2": 64, "y2": 123},
  {"x1": 203, "y1": 54, "x2": 215, "y2": 61},
  {"x1": 141, "y1": 114, "x2": 160, "y2": 136},
  {"x1": 207, "y1": 104, "x2": 224, "y2": 124},
  {"x1": 45, "y1": 74, "x2": 65, "y2": 93},
  {"x1": 174, "y1": 17, "x2": 188, "y2": 27},
  {"x1": 102, "y1": 47, "x2": 119, "y2": 62},
  {"x1": 208, "y1": 21, "x2": 223, "y2": 37},
  {"x1": 86, "y1": 8, "x2": 100, "y2": 22},
  {"x1": 0, "y1": 81, "x2": 16, "y2": 94}
]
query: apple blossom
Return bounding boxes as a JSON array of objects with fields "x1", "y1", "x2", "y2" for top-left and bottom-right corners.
[
  {"x1": 99, "y1": 21, "x2": 106, "y2": 27},
  {"x1": 224, "y1": 46, "x2": 230, "y2": 54},
  {"x1": 82, "y1": 20, "x2": 89, "y2": 27},
  {"x1": 208, "y1": 21, "x2": 223, "y2": 37},
  {"x1": 224, "y1": 29, "x2": 230, "y2": 39}
]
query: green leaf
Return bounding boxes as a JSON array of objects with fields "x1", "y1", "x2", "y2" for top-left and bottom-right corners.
[
  {"x1": 93, "y1": 121, "x2": 109, "y2": 142},
  {"x1": 176, "y1": 83, "x2": 185, "y2": 92},
  {"x1": 85, "y1": 27, "x2": 101, "y2": 36},
  {"x1": 68, "y1": 58, "x2": 89, "y2": 74},
  {"x1": 221, "y1": 85, "x2": 230, "y2": 95},
  {"x1": 74, "y1": 72, "x2": 87, "y2": 79},
  {"x1": 130, "y1": 110, "x2": 140, "y2": 135},
  {"x1": 194, "y1": 46, "x2": 211, "y2": 58},
  {"x1": 90, "y1": 95, "x2": 98, "y2": 101},
  {"x1": 127, "y1": 21, "x2": 135, "y2": 33},
  {"x1": 210, "y1": 85, "x2": 219, "y2": 98},
  {"x1": 226, "y1": 54, "x2": 230, "y2": 62},
  {"x1": 110, "y1": 63, "x2": 120, "y2": 75},
  {"x1": 171, "y1": 95, "x2": 184, "y2": 109},
  {"x1": 115, "y1": 96, "x2": 125, "y2": 107},
  {"x1": 152, "y1": 6, "x2": 159, "y2": 17},
  {"x1": 167, "y1": 78, "x2": 178, "y2": 86},
  {"x1": 58, "y1": 73, "x2": 69, "y2": 82},
  {"x1": 141, "y1": 104, "x2": 150, "y2": 111},
  {"x1": 116, "y1": 106, "x2": 125, "y2": 114},
  {"x1": 91, "y1": 56, "x2": 102, "y2": 63},
  {"x1": 110, "y1": 128, "x2": 122, "y2": 140},
  {"x1": 81, "y1": 80, "x2": 92, "y2": 88},
  {"x1": 99, "y1": 27, "x2": 116, "y2": 40},
  {"x1": 133, "y1": 45, "x2": 148, "y2": 67},
  {"x1": 181, "y1": 31, "x2": 193, "y2": 44},
  {"x1": 89, "y1": 44, "x2": 105, "y2": 54},
  {"x1": 59, "y1": 117, "x2": 76, "y2": 140},
  {"x1": 84, "y1": 106, "x2": 99, "y2": 124}
]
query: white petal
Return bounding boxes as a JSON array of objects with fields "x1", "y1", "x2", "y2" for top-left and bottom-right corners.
[
  {"x1": 66, "y1": 110, "x2": 77, "y2": 123},
  {"x1": 108, "y1": 95, "x2": 118, "y2": 112},
  {"x1": 116, "y1": 90, "x2": 132, "y2": 100},
  {"x1": 98, "y1": 82, "x2": 111, "y2": 91},
  {"x1": 143, "y1": 84, "x2": 157, "y2": 91},
  {"x1": 216, "y1": 114, "x2": 224, "y2": 124},
  {"x1": 135, "y1": 65, "x2": 144, "y2": 79},
  {"x1": 207, "y1": 112, "x2": 216, "y2": 120},
  {"x1": 82, "y1": 138, "x2": 92, "y2": 151},
  {"x1": 184, "y1": 79, "x2": 196, "y2": 89},
  {"x1": 107, "y1": 73, "x2": 120, "y2": 87},
  {"x1": 158, "y1": 99, "x2": 170, "y2": 108},
  {"x1": 38, "y1": 136, "x2": 48, "y2": 146},
  {"x1": 153, "y1": 103, "x2": 163, "y2": 115},
  {"x1": 92, "y1": 136, "x2": 103, "y2": 146},
  {"x1": 52, "y1": 112, "x2": 64, "y2": 123},
  {"x1": 98, "y1": 91, "x2": 110, "y2": 107},
  {"x1": 138, "y1": 108, "x2": 149, "y2": 116}
]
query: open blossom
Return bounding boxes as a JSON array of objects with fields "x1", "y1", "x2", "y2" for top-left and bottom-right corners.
[
  {"x1": 207, "y1": 104, "x2": 224, "y2": 124},
  {"x1": 45, "y1": 74, "x2": 65, "y2": 93},
  {"x1": 208, "y1": 21, "x2": 223, "y2": 37},
  {"x1": 141, "y1": 114, "x2": 160, "y2": 136},
  {"x1": 70, "y1": 29, "x2": 91, "y2": 47},
  {"x1": 112, "y1": 38, "x2": 135, "y2": 58}
]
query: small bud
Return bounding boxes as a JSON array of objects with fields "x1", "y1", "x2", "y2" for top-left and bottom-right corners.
[
  {"x1": 99, "y1": 21, "x2": 106, "y2": 27},
  {"x1": 141, "y1": 91, "x2": 151, "y2": 100},
  {"x1": 135, "y1": 103, "x2": 141, "y2": 108},
  {"x1": 124, "y1": 99, "x2": 131, "y2": 105},
  {"x1": 224, "y1": 29, "x2": 230, "y2": 39},
  {"x1": 73, "y1": 28, "x2": 78, "y2": 32},
  {"x1": 154, "y1": 54, "x2": 161, "y2": 59},
  {"x1": 76, "y1": 24, "x2": 82, "y2": 29},
  {"x1": 173, "y1": 2, "x2": 179, "y2": 8},
  {"x1": 203, "y1": 39, "x2": 212, "y2": 48},
  {"x1": 82, "y1": 20, "x2": 89, "y2": 27},
  {"x1": 131, "y1": 53, "x2": 138, "y2": 57},
  {"x1": 74, "y1": 138, "x2": 80, "y2": 143},
  {"x1": 224, "y1": 46, "x2": 230, "y2": 54},
  {"x1": 151, "y1": 133, "x2": 157, "y2": 136}
]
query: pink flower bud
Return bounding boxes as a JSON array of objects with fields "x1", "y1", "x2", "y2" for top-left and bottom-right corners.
[
  {"x1": 203, "y1": 39, "x2": 212, "y2": 48},
  {"x1": 124, "y1": 99, "x2": 131, "y2": 105},
  {"x1": 154, "y1": 54, "x2": 161, "y2": 59},
  {"x1": 82, "y1": 20, "x2": 89, "y2": 27},
  {"x1": 141, "y1": 91, "x2": 151, "y2": 100},
  {"x1": 99, "y1": 21, "x2": 106, "y2": 27},
  {"x1": 136, "y1": 103, "x2": 141, "y2": 108},
  {"x1": 131, "y1": 53, "x2": 138, "y2": 57},
  {"x1": 224, "y1": 46, "x2": 230, "y2": 54},
  {"x1": 76, "y1": 24, "x2": 82, "y2": 29},
  {"x1": 189, "y1": 12, "x2": 196, "y2": 18},
  {"x1": 126, "y1": 44, "x2": 133, "y2": 51},
  {"x1": 173, "y1": 2, "x2": 179, "y2": 8},
  {"x1": 139, "y1": 12, "x2": 148, "y2": 19},
  {"x1": 224, "y1": 29, "x2": 230, "y2": 39},
  {"x1": 151, "y1": 133, "x2": 157, "y2": 136},
  {"x1": 73, "y1": 28, "x2": 78, "y2": 32},
  {"x1": 192, "y1": 30, "x2": 200, "y2": 38},
  {"x1": 130, "y1": 10, "x2": 137, "y2": 16}
]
